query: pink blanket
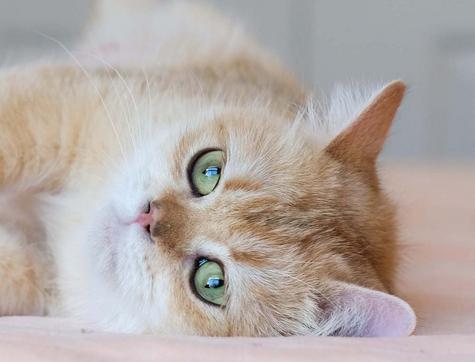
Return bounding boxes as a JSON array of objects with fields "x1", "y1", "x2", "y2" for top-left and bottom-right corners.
[{"x1": 1, "y1": 164, "x2": 474, "y2": 361}]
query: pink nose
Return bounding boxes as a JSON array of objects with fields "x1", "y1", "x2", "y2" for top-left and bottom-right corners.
[
  {"x1": 135, "y1": 212, "x2": 153, "y2": 228},
  {"x1": 134, "y1": 202, "x2": 159, "y2": 233}
]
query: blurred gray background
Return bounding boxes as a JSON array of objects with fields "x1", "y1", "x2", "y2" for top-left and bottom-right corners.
[{"x1": 0, "y1": 0, "x2": 473, "y2": 161}]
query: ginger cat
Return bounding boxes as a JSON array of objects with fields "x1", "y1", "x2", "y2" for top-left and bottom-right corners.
[{"x1": 0, "y1": 0, "x2": 415, "y2": 336}]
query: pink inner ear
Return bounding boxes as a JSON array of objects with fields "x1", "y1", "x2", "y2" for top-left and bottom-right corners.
[{"x1": 340, "y1": 285, "x2": 416, "y2": 337}]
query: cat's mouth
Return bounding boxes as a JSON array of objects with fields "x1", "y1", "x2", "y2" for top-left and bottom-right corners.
[
  {"x1": 98, "y1": 209, "x2": 150, "y2": 278},
  {"x1": 101, "y1": 212, "x2": 124, "y2": 256},
  {"x1": 102, "y1": 204, "x2": 153, "y2": 250}
]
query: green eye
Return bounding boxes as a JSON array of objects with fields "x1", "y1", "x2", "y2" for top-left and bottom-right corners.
[
  {"x1": 193, "y1": 258, "x2": 225, "y2": 306},
  {"x1": 190, "y1": 150, "x2": 224, "y2": 196}
]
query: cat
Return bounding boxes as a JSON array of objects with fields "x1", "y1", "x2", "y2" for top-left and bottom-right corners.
[{"x1": 0, "y1": 0, "x2": 416, "y2": 337}]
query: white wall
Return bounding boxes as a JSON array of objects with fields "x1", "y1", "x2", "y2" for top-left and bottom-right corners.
[{"x1": 0, "y1": 0, "x2": 473, "y2": 160}]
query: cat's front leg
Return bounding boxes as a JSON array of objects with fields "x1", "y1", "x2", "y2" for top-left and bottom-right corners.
[{"x1": 0, "y1": 225, "x2": 48, "y2": 316}]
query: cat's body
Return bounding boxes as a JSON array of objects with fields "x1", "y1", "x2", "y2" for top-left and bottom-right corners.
[{"x1": 0, "y1": 1, "x2": 415, "y2": 336}]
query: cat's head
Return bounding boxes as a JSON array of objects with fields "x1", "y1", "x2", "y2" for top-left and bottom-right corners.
[{"x1": 63, "y1": 77, "x2": 416, "y2": 337}]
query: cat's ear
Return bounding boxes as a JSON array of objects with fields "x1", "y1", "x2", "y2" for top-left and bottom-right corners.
[
  {"x1": 324, "y1": 80, "x2": 406, "y2": 166},
  {"x1": 316, "y1": 282, "x2": 416, "y2": 337}
]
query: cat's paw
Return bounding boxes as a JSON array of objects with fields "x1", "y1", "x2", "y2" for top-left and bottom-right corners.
[{"x1": 0, "y1": 226, "x2": 47, "y2": 316}]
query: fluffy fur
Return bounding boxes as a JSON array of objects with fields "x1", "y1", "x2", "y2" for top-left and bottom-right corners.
[{"x1": 0, "y1": 0, "x2": 415, "y2": 336}]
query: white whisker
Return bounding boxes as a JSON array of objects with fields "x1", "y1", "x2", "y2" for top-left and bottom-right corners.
[
  {"x1": 36, "y1": 31, "x2": 128, "y2": 162},
  {"x1": 79, "y1": 52, "x2": 141, "y2": 158}
]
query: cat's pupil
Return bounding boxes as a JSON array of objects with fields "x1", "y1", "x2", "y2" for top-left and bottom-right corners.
[
  {"x1": 203, "y1": 166, "x2": 220, "y2": 177},
  {"x1": 205, "y1": 277, "x2": 224, "y2": 289}
]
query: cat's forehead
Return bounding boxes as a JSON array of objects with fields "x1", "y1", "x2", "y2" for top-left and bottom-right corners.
[
  {"x1": 151, "y1": 112, "x2": 345, "y2": 256},
  {"x1": 168, "y1": 112, "x2": 319, "y2": 186}
]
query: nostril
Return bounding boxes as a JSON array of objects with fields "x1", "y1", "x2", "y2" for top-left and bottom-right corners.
[{"x1": 143, "y1": 201, "x2": 151, "y2": 214}]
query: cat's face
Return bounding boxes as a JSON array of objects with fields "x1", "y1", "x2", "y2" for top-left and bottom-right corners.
[
  {"x1": 72, "y1": 80, "x2": 416, "y2": 337},
  {"x1": 87, "y1": 110, "x2": 327, "y2": 336}
]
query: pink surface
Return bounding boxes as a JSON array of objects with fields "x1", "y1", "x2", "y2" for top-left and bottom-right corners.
[
  {"x1": 1, "y1": 164, "x2": 474, "y2": 361},
  {"x1": 384, "y1": 164, "x2": 475, "y2": 335},
  {"x1": 0, "y1": 318, "x2": 474, "y2": 362}
]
